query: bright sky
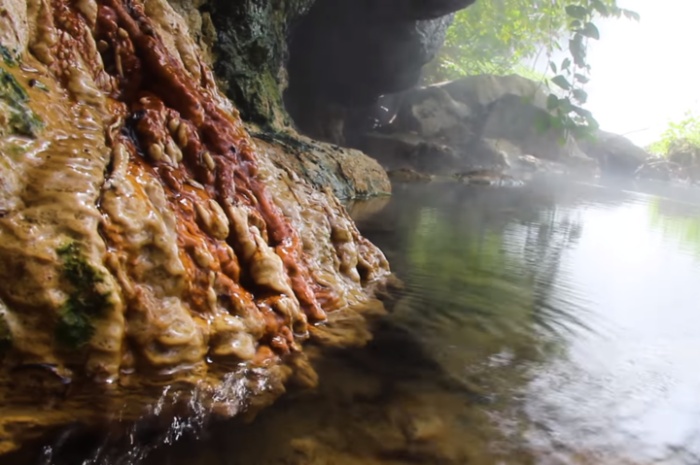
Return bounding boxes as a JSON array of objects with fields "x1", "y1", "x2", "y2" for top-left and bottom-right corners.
[
  {"x1": 585, "y1": 0, "x2": 700, "y2": 146},
  {"x1": 531, "y1": 1, "x2": 700, "y2": 147}
]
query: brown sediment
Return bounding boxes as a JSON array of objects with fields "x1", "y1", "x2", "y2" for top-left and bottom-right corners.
[{"x1": 0, "y1": 0, "x2": 390, "y2": 455}]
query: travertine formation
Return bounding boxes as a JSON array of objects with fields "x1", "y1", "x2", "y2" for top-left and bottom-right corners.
[{"x1": 0, "y1": 0, "x2": 389, "y2": 453}]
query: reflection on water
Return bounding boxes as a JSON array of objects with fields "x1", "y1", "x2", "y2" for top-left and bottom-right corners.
[
  {"x1": 352, "y1": 178, "x2": 700, "y2": 464},
  {"x1": 9, "y1": 177, "x2": 700, "y2": 465}
]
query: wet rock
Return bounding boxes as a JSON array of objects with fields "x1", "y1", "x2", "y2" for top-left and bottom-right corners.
[
  {"x1": 360, "y1": 132, "x2": 462, "y2": 174},
  {"x1": 254, "y1": 132, "x2": 391, "y2": 200},
  {"x1": 389, "y1": 168, "x2": 434, "y2": 183},
  {"x1": 396, "y1": 411, "x2": 445, "y2": 443},
  {"x1": 208, "y1": 0, "x2": 316, "y2": 127},
  {"x1": 454, "y1": 169, "x2": 522, "y2": 187},
  {"x1": 0, "y1": 0, "x2": 390, "y2": 454},
  {"x1": 309, "y1": 306, "x2": 385, "y2": 349}
]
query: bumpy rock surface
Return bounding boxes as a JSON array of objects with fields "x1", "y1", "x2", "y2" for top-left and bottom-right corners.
[{"x1": 0, "y1": 0, "x2": 389, "y2": 454}]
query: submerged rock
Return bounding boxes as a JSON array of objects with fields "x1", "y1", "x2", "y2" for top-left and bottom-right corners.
[{"x1": 0, "y1": 0, "x2": 389, "y2": 454}]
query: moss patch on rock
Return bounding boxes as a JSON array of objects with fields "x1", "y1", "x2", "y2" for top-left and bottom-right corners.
[
  {"x1": 209, "y1": 0, "x2": 315, "y2": 128},
  {"x1": 55, "y1": 243, "x2": 110, "y2": 349},
  {"x1": 0, "y1": 63, "x2": 43, "y2": 138}
]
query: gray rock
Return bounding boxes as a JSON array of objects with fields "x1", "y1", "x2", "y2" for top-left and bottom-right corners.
[
  {"x1": 578, "y1": 130, "x2": 652, "y2": 176},
  {"x1": 253, "y1": 131, "x2": 391, "y2": 199},
  {"x1": 441, "y1": 74, "x2": 549, "y2": 112},
  {"x1": 394, "y1": 87, "x2": 473, "y2": 138},
  {"x1": 359, "y1": 75, "x2": 597, "y2": 177},
  {"x1": 480, "y1": 93, "x2": 587, "y2": 161}
]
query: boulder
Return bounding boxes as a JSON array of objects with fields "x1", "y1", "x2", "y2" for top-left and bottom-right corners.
[
  {"x1": 479, "y1": 93, "x2": 588, "y2": 161},
  {"x1": 440, "y1": 74, "x2": 549, "y2": 112},
  {"x1": 358, "y1": 74, "x2": 597, "y2": 178},
  {"x1": 578, "y1": 130, "x2": 652, "y2": 176},
  {"x1": 253, "y1": 132, "x2": 391, "y2": 199}
]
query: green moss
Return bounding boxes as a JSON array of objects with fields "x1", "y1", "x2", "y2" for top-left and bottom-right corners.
[
  {"x1": 0, "y1": 314, "x2": 11, "y2": 353},
  {"x1": 0, "y1": 44, "x2": 18, "y2": 67},
  {"x1": 6, "y1": 143, "x2": 25, "y2": 157},
  {"x1": 0, "y1": 66, "x2": 44, "y2": 137},
  {"x1": 55, "y1": 243, "x2": 111, "y2": 349},
  {"x1": 210, "y1": 0, "x2": 315, "y2": 127}
]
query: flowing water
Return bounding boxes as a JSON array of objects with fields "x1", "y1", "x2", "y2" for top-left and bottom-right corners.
[{"x1": 10, "y1": 176, "x2": 700, "y2": 465}]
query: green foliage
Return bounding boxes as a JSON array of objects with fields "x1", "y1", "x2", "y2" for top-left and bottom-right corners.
[
  {"x1": 647, "y1": 111, "x2": 700, "y2": 157},
  {"x1": 0, "y1": 44, "x2": 18, "y2": 67},
  {"x1": 55, "y1": 243, "x2": 111, "y2": 349},
  {"x1": 424, "y1": 0, "x2": 639, "y2": 138},
  {"x1": 424, "y1": 0, "x2": 569, "y2": 81}
]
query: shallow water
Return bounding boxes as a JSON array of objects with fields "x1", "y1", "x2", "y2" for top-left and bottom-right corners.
[{"x1": 11, "y1": 176, "x2": 700, "y2": 465}]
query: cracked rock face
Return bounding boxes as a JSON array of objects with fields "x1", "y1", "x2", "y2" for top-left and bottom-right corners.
[{"x1": 0, "y1": 0, "x2": 389, "y2": 454}]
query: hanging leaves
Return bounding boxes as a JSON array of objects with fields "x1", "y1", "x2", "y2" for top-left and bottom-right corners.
[
  {"x1": 565, "y1": 5, "x2": 588, "y2": 19},
  {"x1": 551, "y1": 75, "x2": 572, "y2": 90},
  {"x1": 422, "y1": 0, "x2": 639, "y2": 140},
  {"x1": 580, "y1": 22, "x2": 600, "y2": 39}
]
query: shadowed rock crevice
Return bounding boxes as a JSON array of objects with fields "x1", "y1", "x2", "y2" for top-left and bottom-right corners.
[{"x1": 284, "y1": 0, "x2": 476, "y2": 145}]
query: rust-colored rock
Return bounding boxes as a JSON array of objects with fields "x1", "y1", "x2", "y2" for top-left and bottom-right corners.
[{"x1": 0, "y1": 0, "x2": 389, "y2": 454}]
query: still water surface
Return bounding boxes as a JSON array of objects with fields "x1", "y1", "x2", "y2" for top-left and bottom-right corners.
[
  {"x1": 350, "y1": 177, "x2": 700, "y2": 464},
  {"x1": 17, "y1": 176, "x2": 700, "y2": 465}
]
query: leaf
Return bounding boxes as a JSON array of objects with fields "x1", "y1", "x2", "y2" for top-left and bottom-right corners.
[
  {"x1": 561, "y1": 58, "x2": 571, "y2": 70},
  {"x1": 580, "y1": 22, "x2": 600, "y2": 40},
  {"x1": 571, "y1": 105, "x2": 593, "y2": 119},
  {"x1": 574, "y1": 73, "x2": 590, "y2": 84},
  {"x1": 572, "y1": 88, "x2": 588, "y2": 103},
  {"x1": 569, "y1": 34, "x2": 586, "y2": 67},
  {"x1": 569, "y1": 20, "x2": 582, "y2": 29},
  {"x1": 622, "y1": 9, "x2": 641, "y2": 21},
  {"x1": 565, "y1": 5, "x2": 588, "y2": 20},
  {"x1": 547, "y1": 93, "x2": 559, "y2": 110},
  {"x1": 549, "y1": 61, "x2": 557, "y2": 74},
  {"x1": 559, "y1": 97, "x2": 574, "y2": 113},
  {"x1": 591, "y1": 0, "x2": 609, "y2": 16},
  {"x1": 551, "y1": 75, "x2": 571, "y2": 90}
]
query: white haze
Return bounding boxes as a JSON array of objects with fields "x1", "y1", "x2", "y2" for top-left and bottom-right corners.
[{"x1": 529, "y1": 0, "x2": 700, "y2": 147}]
